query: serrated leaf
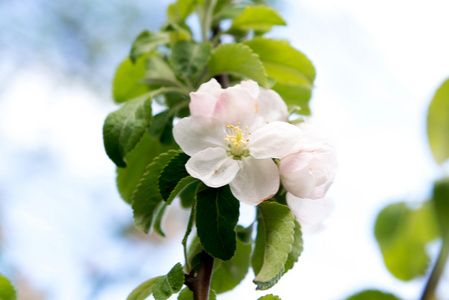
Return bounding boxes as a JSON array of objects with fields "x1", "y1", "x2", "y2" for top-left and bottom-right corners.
[
  {"x1": 345, "y1": 290, "x2": 401, "y2": 300},
  {"x1": 113, "y1": 56, "x2": 151, "y2": 104},
  {"x1": 158, "y1": 152, "x2": 190, "y2": 201},
  {"x1": 171, "y1": 41, "x2": 212, "y2": 78},
  {"x1": 131, "y1": 150, "x2": 181, "y2": 233},
  {"x1": 196, "y1": 186, "x2": 240, "y2": 261},
  {"x1": 244, "y1": 38, "x2": 315, "y2": 113},
  {"x1": 143, "y1": 56, "x2": 184, "y2": 88},
  {"x1": 374, "y1": 201, "x2": 439, "y2": 281},
  {"x1": 230, "y1": 6, "x2": 286, "y2": 33},
  {"x1": 177, "y1": 287, "x2": 217, "y2": 300},
  {"x1": 103, "y1": 93, "x2": 153, "y2": 167},
  {"x1": 427, "y1": 78, "x2": 449, "y2": 165},
  {"x1": 152, "y1": 263, "x2": 185, "y2": 300},
  {"x1": 116, "y1": 134, "x2": 177, "y2": 204},
  {"x1": 283, "y1": 219, "x2": 303, "y2": 274},
  {"x1": 130, "y1": 31, "x2": 170, "y2": 63},
  {"x1": 257, "y1": 295, "x2": 282, "y2": 300},
  {"x1": 0, "y1": 274, "x2": 16, "y2": 300},
  {"x1": 252, "y1": 202, "x2": 295, "y2": 290},
  {"x1": 208, "y1": 43, "x2": 267, "y2": 87},
  {"x1": 211, "y1": 226, "x2": 252, "y2": 294},
  {"x1": 127, "y1": 276, "x2": 162, "y2": 300}
]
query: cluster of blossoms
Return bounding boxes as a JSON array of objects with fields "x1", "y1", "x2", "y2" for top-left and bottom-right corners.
[{"x1": 173, "y1": 79, "x2": 336, "y2": 231}]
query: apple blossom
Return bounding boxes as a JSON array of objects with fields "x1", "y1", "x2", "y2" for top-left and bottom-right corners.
[
  {"x1": 287, "y1": 194, "x2": 334, "y2": 233},
  {"x1": 173, "y1": 79, "x2": 302, "y2": 205}
]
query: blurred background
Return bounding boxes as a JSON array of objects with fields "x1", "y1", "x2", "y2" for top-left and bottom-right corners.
[{"x1": 1, "y1": 0, "x2": 449, "y2": 299}]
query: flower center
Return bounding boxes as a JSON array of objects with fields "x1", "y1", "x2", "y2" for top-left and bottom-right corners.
[{"x1": 224, "y1": 123, "x2": 251, "y2": 159}]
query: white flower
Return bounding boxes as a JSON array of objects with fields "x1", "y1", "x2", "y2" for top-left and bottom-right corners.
[
  {"x1": 287, "y1": 194, "x2": 334, "y2": 233},
  {"x1": 173, "y1": 79, "x2": 302, "y2": 205},
  {"x1": 279, "y1": 121, "x2": 337, "y2": 200}
]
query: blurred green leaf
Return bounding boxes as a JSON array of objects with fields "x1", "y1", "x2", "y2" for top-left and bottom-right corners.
[
  {"x1": 127, "y1": 276, "x2": 161, "y2": 300},
  {"x1": 211, "y1": 226, "x2": 252, "y2": 294},
  {"x1": 143, "y1": 56, "x2": 184, "y2": 88},
  {"x1": 167, "y1": 0, "x2": 195, "y2": 23},
  {"x1": 427, "y1": 78, "x2": 449, "y2": 165},
  {"x1": 113, "y1": 56, "x2": 151, "y2": 104},
  {"x1": 345, "y1": 290, "x2": 401, "y2": 300},
  {"x1": 158, "y1": 152, "x2": 190, "y2": 201},
  {"x1": 116, "y1": 134, "x2": 176, "y2": 204},
  {"x1": 236, "y1": 223, "x2": 254, "y2": 244},
  {"x1": 374, "y1": 201, "x2": 439, "y2": 281},
  {"x1": 0, "y1": 274, "x2": 16, "y2": 300},
  {"x1": 432, "y1": 178, "x2": 449, "y2": 237},
  {"x1": 171, "y1": 41, "x2": 212, "y2": 78},
  {"x1": 196, "y1": 186, "x2": 240, "y2": 261},
  {"x1": 257, "y1": 295, "x2": 281, "y2": 300},
  {"x1": 153, "y1": 202, "x2": 168, "y2": 237},
  {"x1": 244, "y1": 38, "x2": 315, "y2": 114},
  {"x1": 103, "y1": 93, "x2": 152, "y2": 167},
  {"x1": 283, "y1": 219, "x2": 303, "y2": 274},
  {"x1": 230, "y1": 6, "x2": 286, "y2": 33},
  {"x1": 177, "y1": 287, "x2": 216, "y2": 300},
  {"x1": 152, "y1": 263, "x2": 185, "y2": 300},
  {"x1": 252, "y1": 202, "x2": 295, "y2": 290},
  {"x1": 131, "y1": 150, "x2": 181, "y2": 233},
  {"x1": 130, "y1": 31, "x2": 170, "y2": 63},
  {"x1": 208, "y1": 43, "x2": 267, "y2": 87}
]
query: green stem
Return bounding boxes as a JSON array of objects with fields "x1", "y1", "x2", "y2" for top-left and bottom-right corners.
[
  {"x1": 421, "y1": 237, "x2": 449, "y2": 300},
  {"x1": 182, "y1": 202, "x2": 196, "y2": 272}
]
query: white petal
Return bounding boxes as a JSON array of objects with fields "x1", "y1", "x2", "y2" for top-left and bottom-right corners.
[
  {"x1": 212, "y1": 85, "x2": 258, "y2": 127},
  {"x1": 173, "y1": 116, "x2": 227, "y2": 156},
  {"x1": 190, "y1": 79, "x2": 223, "y2": 117},
  {"x1": 186, "y1": 148, "x2": 239, "y2": 187},
  {"x1": 229, "y1": 157, "x2": 279, "y2": 205},
  {"x1": 239, "y1": 80, "x2": 260, "y2": 99},
  {"x1": 248, "y1": 121, "x2": 302, "y2": 159},
  {"x1": 256, "y1": 88, "x2": 288, "y2": 124},
  {"x1": 286, "y1": 193, "x2": 334, "y2": 233}
]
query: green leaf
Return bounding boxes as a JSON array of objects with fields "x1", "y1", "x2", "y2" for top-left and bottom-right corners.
[
  {"x1": 374, "y1": 201, "x2": 439, "y2": 281},
  {"x1": 283, "y1": 219, "x2": 303, "y2": 274},
  {"x1": 143, "y1": 56, "x2": 184, "y2": 88},
  {"x1": 148, "y1": 110, "x2": 176, "y2": 145},
  {"x1": 179, "y1": 180, "x2": 200, "y2": 208},
  {"x1": 345, "y1": 290, "x2": 401, "y2": 300},
  {"x1": 257, "y1": 295, "x2": 282, "y2": 300},
  {"x1": 171, "y1": 41, "x2": 212, "y2": 78},
  {"x1": 230, "y1": 6, "x2": 286, "y2": 33},
  {"x1": 237, "y1": 223, "x2": 254, "y2": 244},
  {"x1": 152, "y1": 263, "x2": 185, "y2": 300},
  {"x1": 177, "y1": 287, "x2": 216, "y2": 300},
  {"x1": 131, "y1": 150, "x2": 180, "y2": 233},
  {"x1": 130, "y1": 31, "x2": 170, "y2": 63},
  {"x1": 116, "y1": 134, "x2": 177, "y2": 204},
  {"x1": 113, "y1": 56, "x2": 151, "y2": 103},
  {"x1": 158, "y1": 152, "x2": 190, "y2": 201},
  {"x1": 103, "y1": 93, "x2": 152, "y2": 167},
  {"x1": 208, "y1": 43, "x2": 267, "y2": 87},
  {"x1": 427, "y1": 78, "x2": 449, "y2": 164},
  {"x1": 211, "y1": 226, "x2": 252, "y2": 294},
  {"x1": 167, "y1": 0, "x2": 195, "y2": 23},
  {"x1": 196, "y1": 186, "x2": 240, "y2": 261},
  {"x1": 0, "y1": 274, "x2": 16, "y2": 300},
  {"x1": 127, "y1": 276, "x2": 162, "y2": 300},
  {"x1": 244, "y1": 38, "x2": 315, "y2": 113},
  {"x1": 252, "y1": 202, "x2": 295, "y2": 290},
  {"x1": 166, "y1": 176, "x2": 198, "y2": 205},
  {"x1": 153, "y1": 202, "x2": 168, "y2": 237},
  {"x1": 432, "y1": 178, "x2": 449, "y2": 237}
]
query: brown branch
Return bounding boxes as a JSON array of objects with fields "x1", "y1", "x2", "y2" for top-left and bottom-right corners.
[{"x1": 185, "y1": 251, "x2": 215, "y2": 300}]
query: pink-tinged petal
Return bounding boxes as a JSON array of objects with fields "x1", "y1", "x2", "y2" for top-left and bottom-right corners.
[
  {"x1": 280, "y1": 149, "x2": 336, "y2": 199},
  {"x1": 257, "y1": 88, "x2": 288, "y2": 123},
  {"x1": 239, "y1": 80, "x2": 260, "y2": 99},
  {"x1": 186, "y1": 147, "x2": 239, "y2": 188},
  {"x1": 286, "y1": 194, "x2": 334, "y2": 233},
  {"x1": 229, "y1": 157, "x2": 279, "y2": 205},
  {"x1": 248, "y1": 121, "x2": 303, "y2": 159},
  {"x1": 173, "y1": 116, "x2": 227, "y2": 156},
  {"x1": 212, "y1": 86, "x2": 258, "y2": 127},
  {"x1": 190, "y1": 79, "x2": 223, "y2": 117}
]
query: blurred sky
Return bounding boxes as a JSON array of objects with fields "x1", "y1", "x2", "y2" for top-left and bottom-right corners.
[{"x1": 1, "y1": 0, "x2": 449, "y2": 299}]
